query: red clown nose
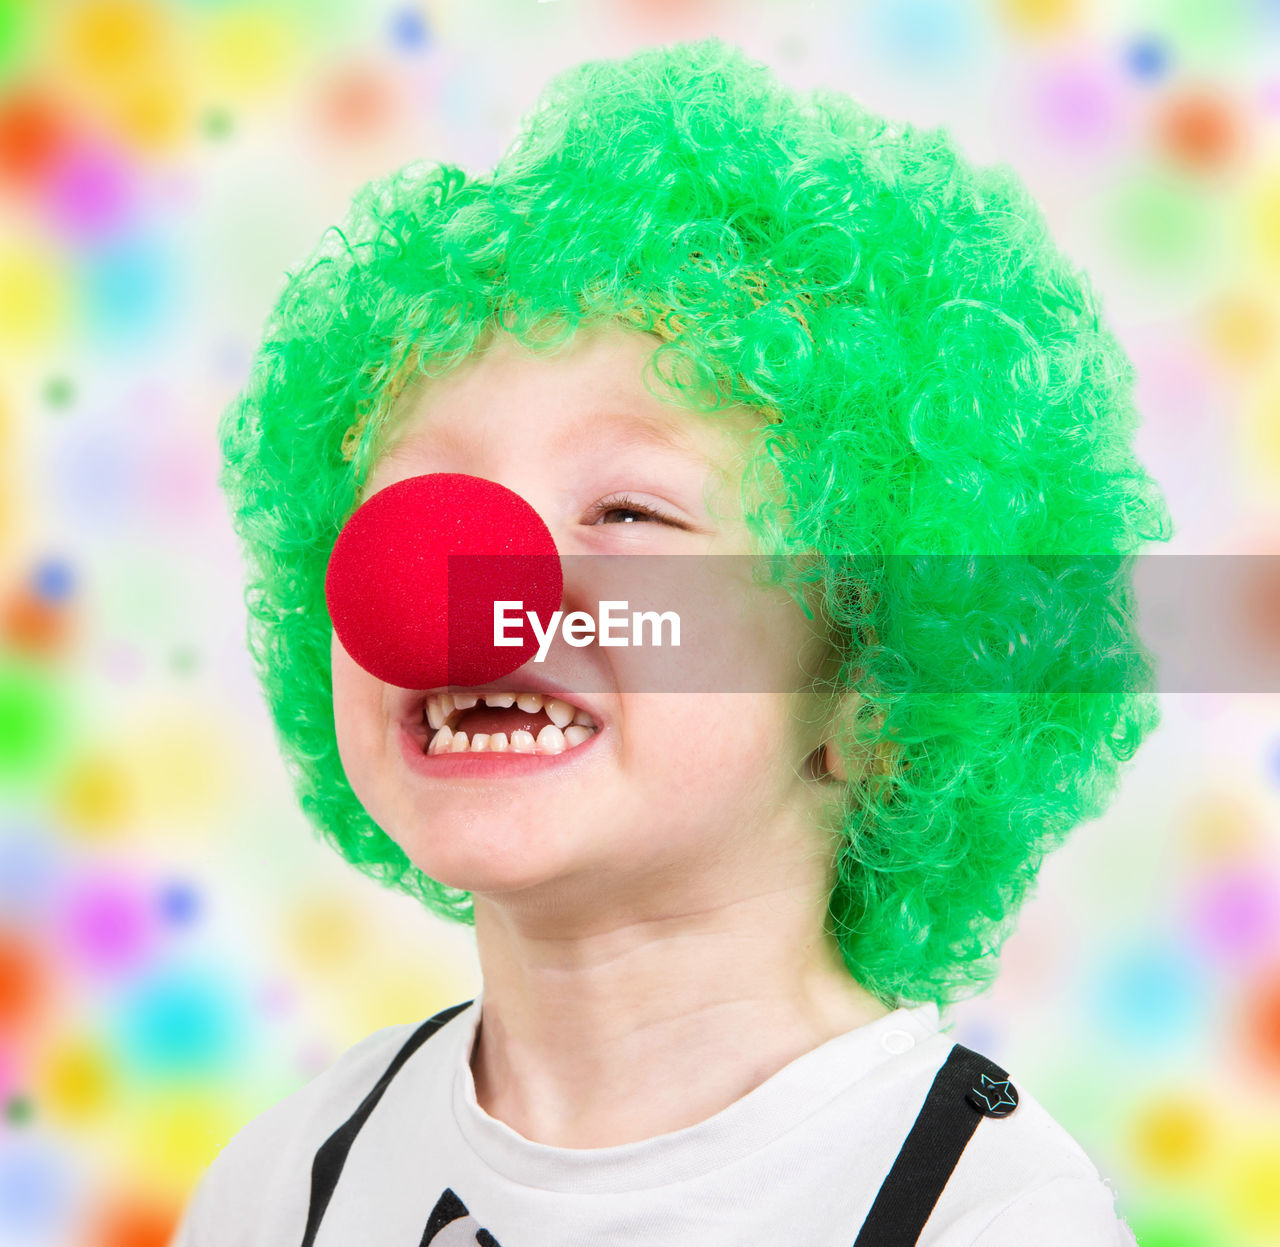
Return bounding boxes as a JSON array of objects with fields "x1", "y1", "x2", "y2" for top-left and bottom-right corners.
[{"x1": 325, "y1": 473, "x2": 564, "y2": 691}]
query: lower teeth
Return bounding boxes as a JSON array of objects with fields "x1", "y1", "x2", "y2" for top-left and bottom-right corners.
[{"x1": 425, "y1": 724, "x2": 596, "y2": 756}]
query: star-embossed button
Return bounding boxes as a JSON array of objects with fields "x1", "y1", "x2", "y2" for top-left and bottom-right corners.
[{"x1": 965, "y1": 1073, "x2": 1019, "y2": 1118}]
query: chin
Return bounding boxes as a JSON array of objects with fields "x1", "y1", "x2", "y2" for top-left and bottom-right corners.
[{"x1": 396, "y1": 825, "x2": 580, "y2": 897}]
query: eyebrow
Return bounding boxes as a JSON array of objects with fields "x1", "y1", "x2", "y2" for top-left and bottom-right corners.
[
  {"x1": 389, "y1": 407, "x2": 717, "y2": 469},
  {"x1": 555, "y1": 409, "x2": 714, "y2": 468}
]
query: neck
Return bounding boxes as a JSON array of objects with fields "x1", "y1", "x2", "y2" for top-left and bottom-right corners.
[{"x1": 467, "y1": 881, "x2": 893, "y2": 1148}]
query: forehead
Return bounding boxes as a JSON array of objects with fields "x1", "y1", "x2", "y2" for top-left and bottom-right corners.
[{"x1": 373, "y1": 323, "x2": 762, "y2": 473}]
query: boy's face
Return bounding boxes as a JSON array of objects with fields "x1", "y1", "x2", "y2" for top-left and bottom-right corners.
[{"x1": 331, "y1": 323, "x2": 845, "y2": 914}]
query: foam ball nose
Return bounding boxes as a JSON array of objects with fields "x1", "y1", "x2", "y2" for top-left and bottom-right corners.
[{"x1": 325, "y1": 472, "x2": 564, "y2": 690}]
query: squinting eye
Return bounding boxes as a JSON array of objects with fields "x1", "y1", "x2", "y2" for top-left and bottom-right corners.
[{"x1": 587, "y1": 493, "x2": 684, "y2": 527}]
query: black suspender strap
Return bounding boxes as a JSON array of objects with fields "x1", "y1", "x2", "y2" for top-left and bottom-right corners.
[
  {"x1": 299, "y1": 999, "x2": 474, "y2": 1247},
  {"x1": 852, "y1": 1042, "x2": 1020, "y2": 1247}
]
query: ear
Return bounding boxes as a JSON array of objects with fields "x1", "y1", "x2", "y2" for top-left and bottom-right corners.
[
  {"x1": 804, "y1": 688, "x2": 856, "y2": 784},
  {"x1": 820, "y1": 735, "x2": 851, "y2": 783},
  {"x1": 815, "y1": 687, "x2": 885, "y2": 784}
]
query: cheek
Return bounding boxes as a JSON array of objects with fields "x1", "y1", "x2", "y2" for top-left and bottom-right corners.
[
  {"x1": 329, "y1": 633, "x2": 385, "y2": 793},
  {"x1": 624, "y1": 695, "x2": 800, "y2": 801}
]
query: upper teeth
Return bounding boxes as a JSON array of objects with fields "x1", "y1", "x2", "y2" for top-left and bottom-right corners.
[{"x1": 424, "y1": 690, "x2": 597, "y2": 733}]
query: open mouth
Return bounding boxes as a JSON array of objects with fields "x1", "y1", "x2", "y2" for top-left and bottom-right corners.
[{"x1": 410, "y1": 689, "x2": 601, "y2": 757}]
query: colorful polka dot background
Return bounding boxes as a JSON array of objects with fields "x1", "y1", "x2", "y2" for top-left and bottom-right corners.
[{"x1": 0, "y1": 1, "x2": 1278, "y2": 1244}]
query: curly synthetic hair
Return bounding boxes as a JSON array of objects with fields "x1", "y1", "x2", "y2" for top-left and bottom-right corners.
[{"x1": 218, "y1": 37, "x2": 1173, "y2": 1008}]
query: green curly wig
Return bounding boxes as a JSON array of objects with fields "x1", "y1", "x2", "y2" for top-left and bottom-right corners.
[{"x1": 218, "y1": 37, "x2": 1174, "y2": 1008}]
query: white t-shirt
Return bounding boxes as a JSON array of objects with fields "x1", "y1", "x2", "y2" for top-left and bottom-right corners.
[{"x1": 169, "y1": 989, "x2": 1138, "y2": 1246}]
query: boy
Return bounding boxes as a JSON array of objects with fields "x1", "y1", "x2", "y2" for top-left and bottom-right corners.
[{"x1": 174, "y1": 37, "x2": 1169, "y2": 1246}]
